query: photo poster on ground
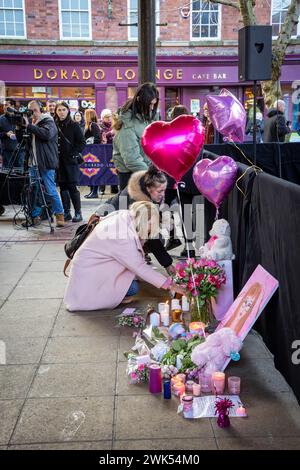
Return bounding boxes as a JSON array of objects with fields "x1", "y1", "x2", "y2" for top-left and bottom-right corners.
[{"x1": 216, "y1": 264, "x2": 279, "y2": 371}]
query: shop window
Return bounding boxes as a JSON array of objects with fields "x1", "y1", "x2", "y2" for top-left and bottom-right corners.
[
  {"x1": 6, "y1": 86, "x2": 24, "y2": 98},
  {"x1": 128, "y1": 0, "x2": 160, "y2": 41},
  {"x1": 271, "y1": 0, "x2": 299, "y2": 37},
  {"x1": 191, "y1": 1, "x2": 220, "y2": 40},
  {"x1": 24, "y1": 87, "x2": 59, "y2": 99},
  {"x1": 60, "y1": 87, "x2": 83, "y2": 99},
  {"x1": 0, "y1": 0, "x2": 26, "y2": 38},
  {"x1": 46, "y1": 87, "x2": 59, "y2": 98},
  {"x1": 60, "y1": 0, "x2": 91, "y2": 40},
  {"x1": 165, "y1": 87, "x2": 180, "y2": 121},
  {"x1": 83, "y1": 86, "x2": 94, "y2": 98}
]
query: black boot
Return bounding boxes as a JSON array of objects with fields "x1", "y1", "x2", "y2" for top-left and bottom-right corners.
[
  {"x1": 85, "y1": 186, "x2": 98, "y2": 199},
  {"x1": 84, "y1": 186, "x2": 93, "y2": 198},
  {"x1": 70, "y1": 190, "x2": 83, "y2": 223},
  {"x1": 60, "y1": 190, "x2": 72, "y2": 221}
]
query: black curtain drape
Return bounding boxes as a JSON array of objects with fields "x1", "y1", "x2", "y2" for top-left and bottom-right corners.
[
  {"x1": 204, "y1": 163, "x2": 300, "y2": 403},
  {"x1": 204, "y1": 142, "x2": 300, "y2": 185}
]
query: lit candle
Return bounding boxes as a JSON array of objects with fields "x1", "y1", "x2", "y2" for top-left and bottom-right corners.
[
  {"x1": 192, "y1": 383, "x2": 201, "y2": 396},
  {"x1": 173, "y1": 381, "x2": 185, "y2": 397},
  {"x1": 189, "y1": 321, "x2": 206, "y2": 335},
  {"x1": 181, "y1": 295, "x2": 190, "y2": 312},
  {"x1": 160, "y1": 303, "x2": 170, "y2": 326},
  {"x1": 236, "y1": 405, "x2": 247, "y2": 417},
  {"x1": 176, "y1": 373, "x2": 186, "y2": 383},
  {"x1": 212, "y1": 372, "x2": 226, "y2": 395},
  {"x1": 228, "y1": 376, "x2": 241, "y2": 395},
  {"x1": 171, "y1": 376, "x2": 180, "y2": 388}
]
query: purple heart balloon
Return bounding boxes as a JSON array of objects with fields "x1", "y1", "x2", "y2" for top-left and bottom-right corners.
[
  {"x1": 206, "y1": 89, "x2": 246, "y2": 143},
  {"x1": 193, "y1": 156, "x2": 238, "y2": 208}
]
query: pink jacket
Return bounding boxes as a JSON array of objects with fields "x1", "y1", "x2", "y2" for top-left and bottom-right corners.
[{"x1": 64, "y1": 210, "x2": 169, "y2": 311}]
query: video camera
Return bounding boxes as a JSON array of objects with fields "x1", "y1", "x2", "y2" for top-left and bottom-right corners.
[{"x1": 7, "y1": 106, "x2": 33, "y2": 125}]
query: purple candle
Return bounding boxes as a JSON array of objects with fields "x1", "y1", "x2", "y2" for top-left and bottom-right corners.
[{"x1": 149, "y1": 364, "x2": 162, "y2": 394}]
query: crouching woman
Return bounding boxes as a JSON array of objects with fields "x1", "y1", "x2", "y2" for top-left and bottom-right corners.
[{"x1": 64, "y1": 201, "x2": 184, "y2": 311}]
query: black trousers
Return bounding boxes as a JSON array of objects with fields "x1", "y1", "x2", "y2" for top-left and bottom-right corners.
[
  {"x1": 59, "y1": 182, "x2": 81, "y2": 213},
  {"x1": 118, "y1": 172, "x2": 132, "y2": 191}
]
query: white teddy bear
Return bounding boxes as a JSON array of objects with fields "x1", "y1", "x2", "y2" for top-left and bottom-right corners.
[
  {"x1": 199, "y1": 218, "x2": 234, "y2": 261},
  {"x1": 191, "y1": 327, "x2": 242, "y2": 375}
]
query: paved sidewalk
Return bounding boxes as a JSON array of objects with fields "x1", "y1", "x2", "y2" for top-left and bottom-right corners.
[{"x1": 1, "y1": 195, "x2": 300, "y2": 450}]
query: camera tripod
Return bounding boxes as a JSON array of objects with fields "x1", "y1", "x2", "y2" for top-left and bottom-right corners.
[{"x1": 1, "y1": 134, "x2": 54, "y2": 233}]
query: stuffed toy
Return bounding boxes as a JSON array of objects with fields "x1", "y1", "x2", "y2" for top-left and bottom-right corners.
[
  {"x1": 199, "y1": 219, "x2": 234, "y2": 261},
  {"x1": 191, "y1": 327, "x2": 242, "y2": 375}
]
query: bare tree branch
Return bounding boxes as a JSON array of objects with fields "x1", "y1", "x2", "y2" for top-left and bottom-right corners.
[
  {"x1": 262, "y1": 0, "x2": 300, "y2": 106},
  {"x1": 209, "y1": 0, "x2": 240, "y2": 10},
  {"x1": 239, "y1": 0, "x2": 256, "y2": 25}
]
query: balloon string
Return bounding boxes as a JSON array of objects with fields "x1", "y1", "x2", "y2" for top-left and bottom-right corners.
[
  {"x1": 215, "y1": 207, "x2": 219, "y2": 221},
  {"x1": 228, "y1": 139, "x2": 263, "y2": 197},
  {"x1": 176, "y1": 186, "x2": 205, "y2": 336}
]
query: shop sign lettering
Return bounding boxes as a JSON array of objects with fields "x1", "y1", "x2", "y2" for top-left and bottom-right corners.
[{"x1": 33, "y1": 68, "x2": 184, "y2": 82}]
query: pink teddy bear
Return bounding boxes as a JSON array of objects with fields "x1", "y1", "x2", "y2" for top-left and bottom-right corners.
[{"x1": 191, "y1": 327, "x2": 242, "y2": 375}]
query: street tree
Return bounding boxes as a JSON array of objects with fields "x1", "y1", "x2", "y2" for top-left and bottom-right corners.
[{"x1": 206, "y1": 0, "x2": 300, "y2": 107}]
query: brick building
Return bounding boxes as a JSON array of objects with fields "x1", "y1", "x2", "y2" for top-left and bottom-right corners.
[{"x1": 0, "y1": 0, "x2": 299, "y2": 124}]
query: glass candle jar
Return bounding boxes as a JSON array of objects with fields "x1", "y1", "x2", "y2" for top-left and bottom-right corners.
[
  {"x1": 199, "y1": 373, "x2": 212, "y2": 393},
  {"x1": 228, "y1": 376, "x2": 241, "y2": 395}
]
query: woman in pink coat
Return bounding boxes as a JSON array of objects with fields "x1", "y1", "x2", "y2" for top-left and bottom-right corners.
[{"x1": 64, "y1": 201, "x2": 184, "y2": 311}]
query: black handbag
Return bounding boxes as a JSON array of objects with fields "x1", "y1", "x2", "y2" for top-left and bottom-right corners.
[
  {"x1": 57, "y1": 126, "x2": 84, "y2": 165},
  {"x1": 63, "y1": 215, "x2": 100, "y2": 276}
]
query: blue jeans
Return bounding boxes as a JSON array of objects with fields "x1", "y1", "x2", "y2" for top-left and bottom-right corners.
[
  {"x1": 29, "y1": 166, "x2": 64, "y2": 217},
  {"x1": 126, "y1": 280, "x2": 139, "y2": 297}
]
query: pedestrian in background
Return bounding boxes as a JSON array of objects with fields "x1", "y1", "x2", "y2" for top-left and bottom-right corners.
[
  {"x1": 73, "y1": 111, "x2": 85, "y2": 134},
  {"x1": 112, "y1": 82, "x2": 159, "y2": 190},
  {"x1": 84, "y1": 109, "x2": 101, "y2": 199},
  {"x1": 0, "y1": 99, "x2": 23, "y2": 169},
  {"x1": 263, "y1": 100, "x2": 290, "y2": 143},
  {"x1": 55, "y1": 101, "x2": 86, "y2": 223},
  {"x1": 98, "y1": 108, "x2": 118, "y2": 195}
]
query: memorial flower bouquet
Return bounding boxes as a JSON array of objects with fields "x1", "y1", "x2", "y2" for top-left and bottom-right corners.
[
  {"x1": 172, "y1": 258, "x2": 226, "y2": 323},
  {"x1": 117, "y1": 312, "x2": 146, "y2": 329},
  {"x1": 127, "y1": 362, "x2": 149, "y2": 384}
]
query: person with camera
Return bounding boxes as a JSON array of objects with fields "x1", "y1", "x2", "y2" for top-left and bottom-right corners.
[
  {"x1": 55, "y1": 101, "x2": 86, "y2": 223},
  {"x1": 20, "y1": 99, "x2": 65, "y2": 227},
  {"x1": 0, "y1": 99, "x2": 23, "y2": 169}
]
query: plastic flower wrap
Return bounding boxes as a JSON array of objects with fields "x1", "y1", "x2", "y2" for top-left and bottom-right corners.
[
  {"x1": 126, "y1": 354, "x2": 149, "y2": 384},
  {"x1": 151, "y1": 341, "x2": 170, "y2": 362},
  {"x1": 172, "y1": 258, "x2": 226, "y2": 323},
  {"x1": 172, "y1": 258, "x2": 226, "y2": 298}
]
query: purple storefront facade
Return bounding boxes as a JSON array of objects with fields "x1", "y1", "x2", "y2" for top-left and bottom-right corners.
[{"x1": 0, "y1": 54, "x2": 299, "y2": 124}]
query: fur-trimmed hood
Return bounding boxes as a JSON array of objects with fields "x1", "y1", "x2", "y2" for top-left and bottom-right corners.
[{"x1": 127, "y1": 170, "x2": 151, "y2": 203}]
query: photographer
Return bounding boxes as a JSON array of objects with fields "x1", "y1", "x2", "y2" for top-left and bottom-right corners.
[
  {"x1": 0, "y1": 99, "x2": 24, "y2": 169},
  {"x1": 18, "y1": 99, "x2": 65, "y2": 227},
  {"x1": 55, "y1": 101, "x2": 86, "y2": 223}
]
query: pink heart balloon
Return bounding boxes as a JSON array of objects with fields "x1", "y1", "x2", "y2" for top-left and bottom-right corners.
[
  {"x1": 141, "y1": 115, "x2": 205, "y2": 182},
  {"x1": 206, "y1": 89, "x2": 246, "y2": 143},
  {"x1": 193, "y1": 156, "x2": 238, "y2": 208}
]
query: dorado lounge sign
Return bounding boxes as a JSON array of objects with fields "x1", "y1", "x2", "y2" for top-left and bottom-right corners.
[{"x1": 33, "y1": 67, "x2": 184, "y2": 81}]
